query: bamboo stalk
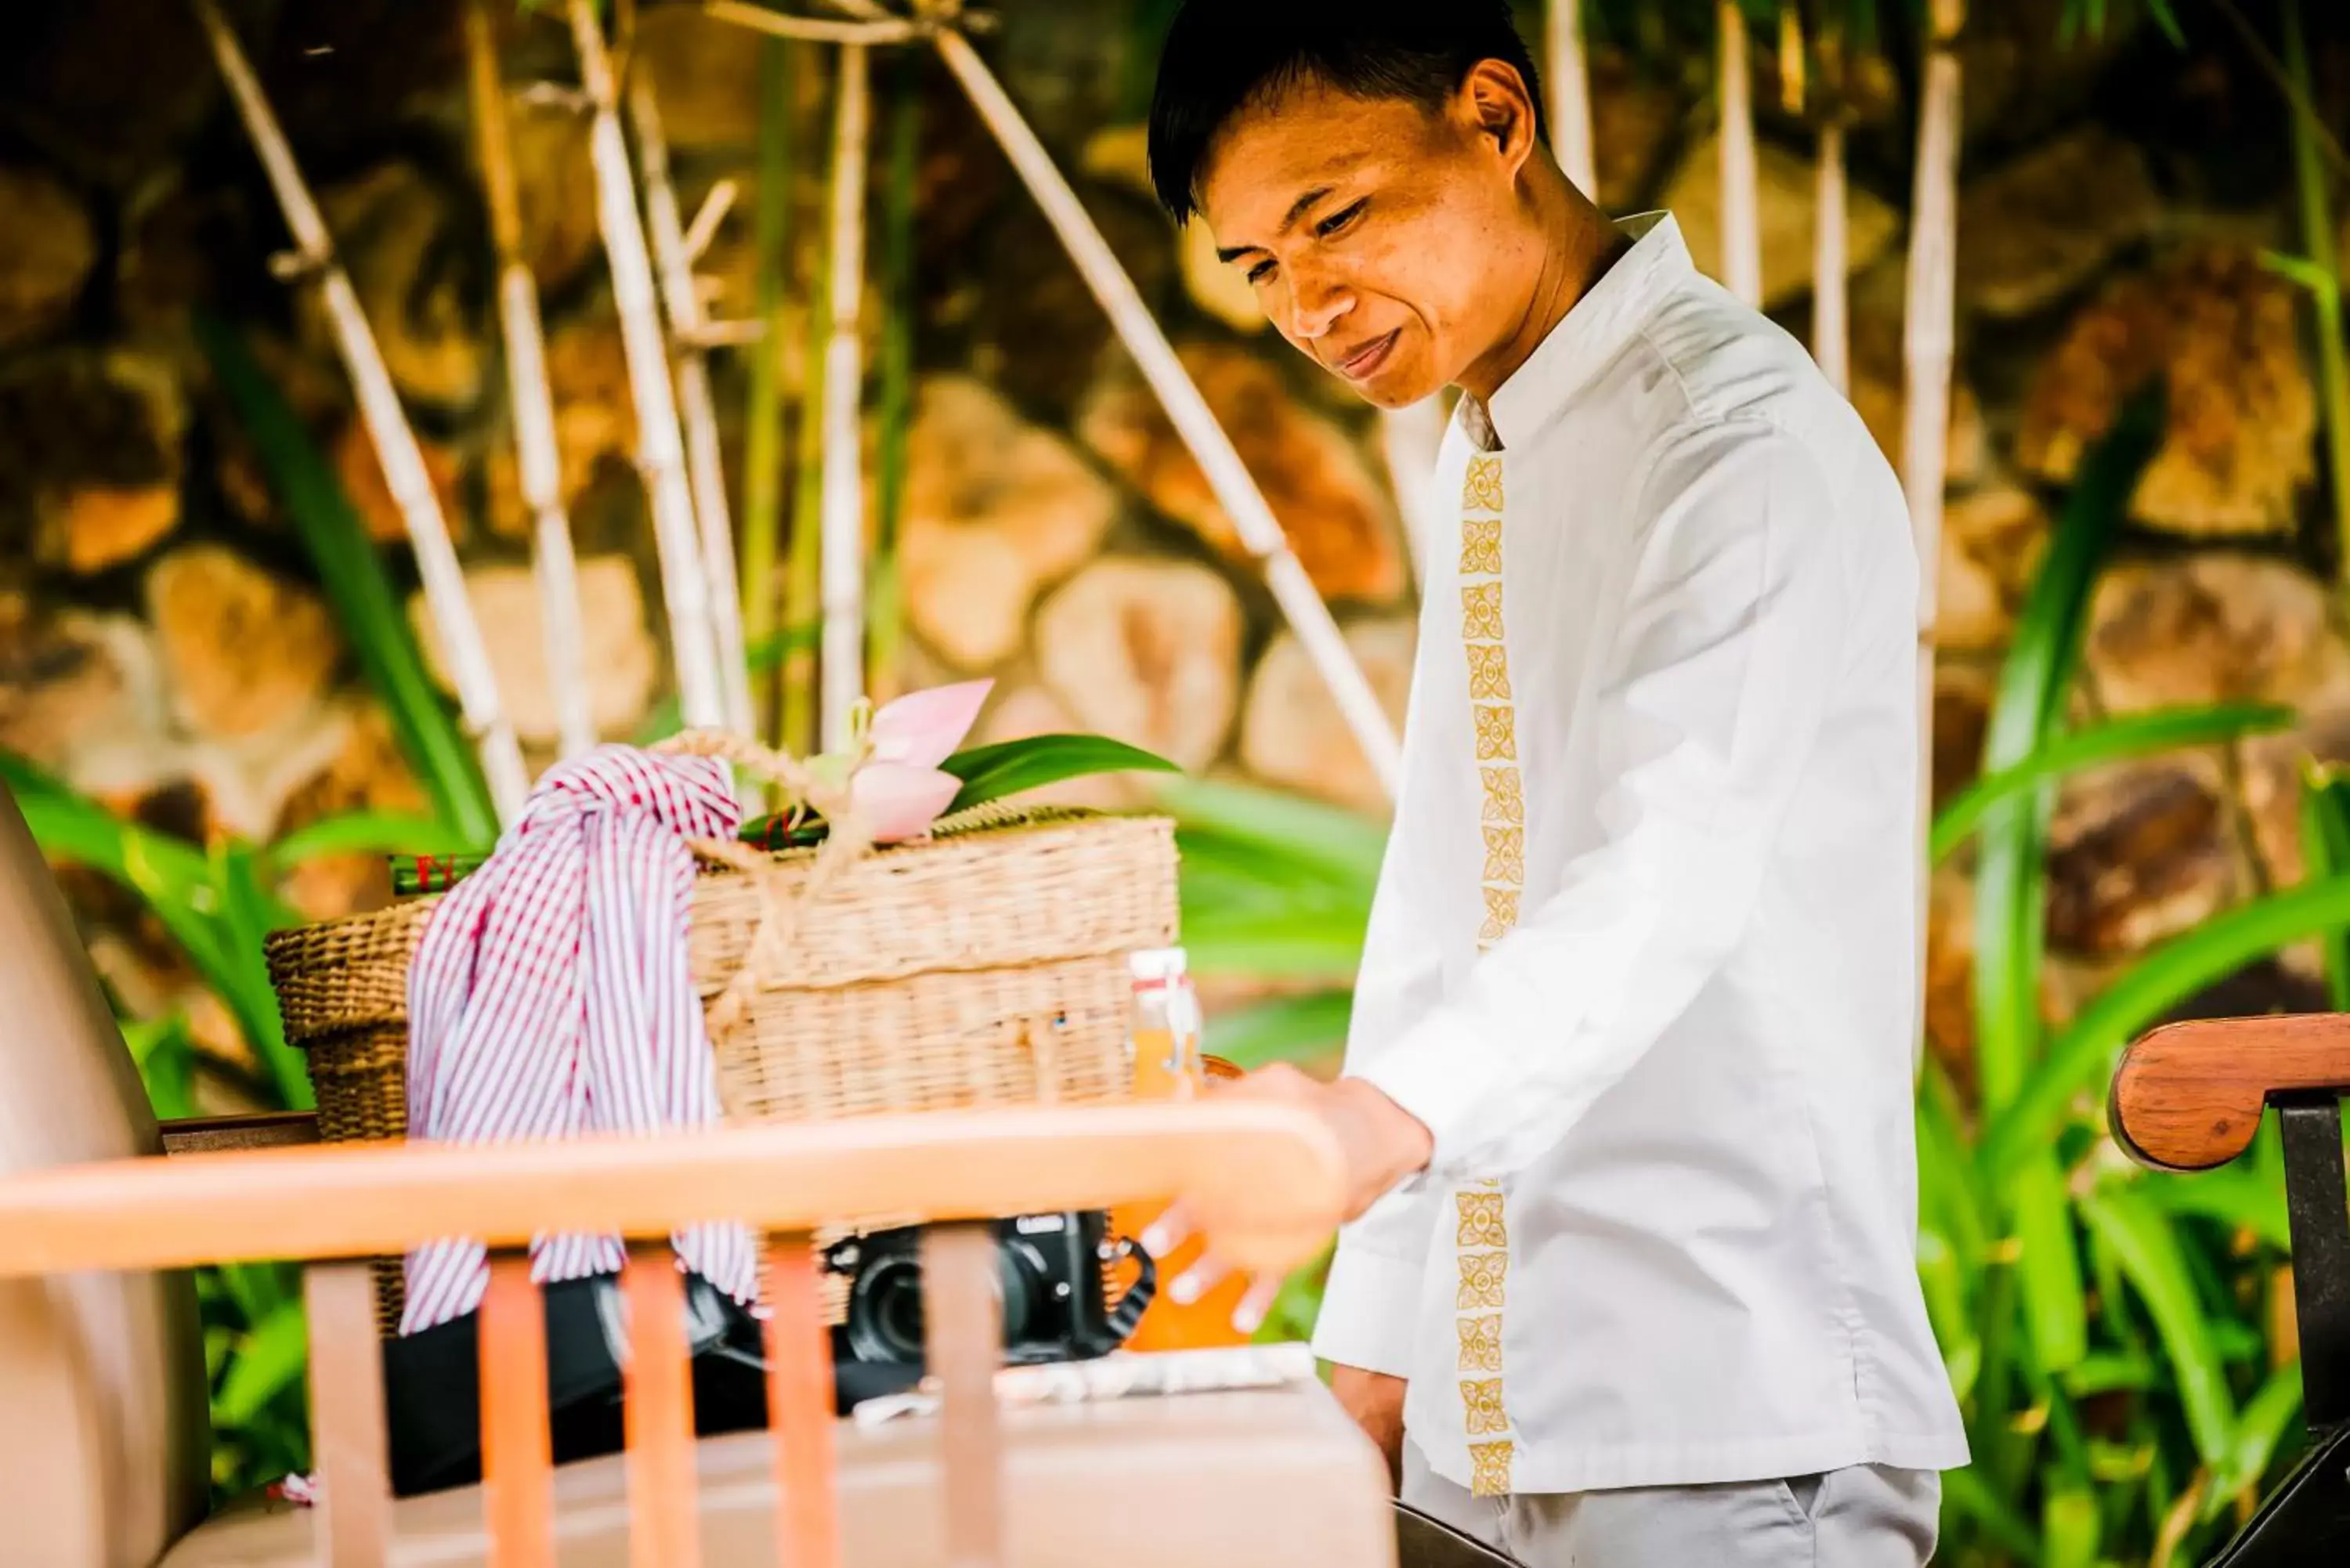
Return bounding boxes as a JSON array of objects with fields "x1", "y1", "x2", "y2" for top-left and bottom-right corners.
[
  {"x1": 867, "y1": 48, "x2": 924, "y2": 706},
  {"x1": 631, "y1": 77, "x2": 757, "y2": 742},
  {"x1": 781, "y1": 49, "x2": 832, "y2": 762},
  {"x1": 1812, "y1": 18, "x2": 1849, "y2": 396},
  {"x1": 681, "y1": 180, "x2": 737, "y2": 264},
  {"x1": 565, "y1": 0, "x2": 727, "y2": 732},
  {"x1": 926, "y1": 25, "x2": 1403, "y2": 797},
  {"x1": 705, "y1": 0, "x2": 926, "y2": 45},
  {"x1": 1546, "y1": 0, "x2": 1599, "y2": 197},
  {"x1": 1815, "y1": 122, "x2": 1849, "y2": 393},
  {"x1": 2283, "y1": 0, "x2": 2350, "y2": 602},
  {"x1": 467, "y1": 0, "x2": 598, "y2": 761},
  {"x1": 818, "y1": 44, "x2": 873, "y2": 753},
  {"x1": 1904, "y1": 0, "x2": 1965, "y2": 1054},
  {"x1": 1717, "y1": 0, "x2": 1763, "y2": 306},
  {"x1": 193, "y1": 0, "x2": 530, "y2": 823},
  {"x1": 742, "y1": 38, "x2": 795, "y2": 738}
]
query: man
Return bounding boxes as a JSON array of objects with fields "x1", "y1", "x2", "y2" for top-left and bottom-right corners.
[{"x1": 1144, "y1": 4, "x2": 1971, "y2": 1565}]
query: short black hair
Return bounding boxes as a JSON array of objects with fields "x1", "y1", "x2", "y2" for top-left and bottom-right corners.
[{"x1": 1148, "y1": 0, "x2": 1547, "y2": 224}]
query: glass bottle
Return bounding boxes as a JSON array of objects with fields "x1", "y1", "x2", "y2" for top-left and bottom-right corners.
[{"x1": 1126, "y1": 947, "x2": 1203, "y2": 1100}]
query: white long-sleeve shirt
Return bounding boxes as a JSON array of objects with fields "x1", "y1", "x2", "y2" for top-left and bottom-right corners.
[{"x1": 1310, "y1": 214, "x2": 1969, "y2": 1498}]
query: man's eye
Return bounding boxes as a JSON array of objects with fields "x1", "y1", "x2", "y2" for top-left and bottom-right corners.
[
  {"x1": 1317, "y1": 201, "x2": 1367, "y2": 237},
  {"x1": 1246, "y1": 260, "x2": 1275, "y2": 285}
]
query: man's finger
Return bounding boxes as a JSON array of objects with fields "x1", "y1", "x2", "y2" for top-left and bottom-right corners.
[
  {"x1": 1231, "y1": 1273, "x2": 1282, "y2": 1335},
  {"x1": 1139, "y1": 1202, "x2": 1195, "y2": 1259},
  {"x1": 1168, "y1": 1250, "x2": 1233, "y2": 1305}
]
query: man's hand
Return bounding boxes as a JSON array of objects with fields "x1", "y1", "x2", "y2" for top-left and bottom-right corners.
[
  {"x1": 1216, "y1": 1062, "x2": 1436, "y2": 1222},
  {"x1": 1330, "y1": 1364, "x2": 1409, "y2": 1494}
]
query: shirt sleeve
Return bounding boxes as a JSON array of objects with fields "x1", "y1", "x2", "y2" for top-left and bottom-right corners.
[
  {"x1": 1307, "y1": 683, "x2": 1451, "y2": 1377},
  {"x1": 1355, "y1": 417, "x2": 1850, "y2": 1183}
]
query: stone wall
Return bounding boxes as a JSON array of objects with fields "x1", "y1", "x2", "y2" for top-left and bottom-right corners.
[{"x1": 1, "y1": 0, "x2": 2345, "y2": 1088}]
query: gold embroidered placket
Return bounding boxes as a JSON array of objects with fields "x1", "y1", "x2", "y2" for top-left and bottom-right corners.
[{"x1": 1455, "y1": 450, "x2": 1519, "y2": 1496}]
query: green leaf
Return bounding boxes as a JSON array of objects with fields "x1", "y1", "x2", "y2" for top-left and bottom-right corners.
[
  {"x1": 214, "y1": 1297, "x2": 309, "y2": 1427},
  {"x1": 1942, "y1": 1463, "x2": 2044, "y2": 1565},
  {"x1": 1918, "y1": 1065, "x2": 1990, "y2": 1288},
  {"x1": 0, "y1": 755, "x2": 303, "y2": 1087},
  {"x1": 2077, "y1": 1181, "x2": 2236, "y2": 1468},
  {"x1": 213, "y1": 1262, "x2": 293, "y2": 1327},
  {"x1": 2140, "y1": 1166, "x2": 2291, "y2": 1253},
  {"x1": 1, "y1": 751, "x2": 212, "y2": 904},
  {"x1": 2298, "y1": 761, "x2": 2350, "y2": 1008},
  {"x1": 1204, "y1": 990, "x2": 1354, "y2": 1069},
  {"x1": 1917, "y1": 1228, "x2": 1979, "y2": 1401},
  {"x1": 208, "y1": 842, "x2": 310, "y2": 1111},
  {"x1": 941, "y1": 734, "x2": 1181, "y2": 815},
  {"x1": 266, "y1": 810, "x2": 480, "y2": 869},
  {"x1": 2016, "y1": 1155, "x2": 2089, "y2": 1373},
  {"x1": 2261, "y1": 248, "x2": 2341, "y2": 302},
  {"x1": 1983, "y1": 872, "x2": 2350, "y2": 1182},
  {"x1": 195, "y1": 313, "x2": 500, "y2": 850},
  {"x1": 2062, "y1": 1351, "x2": 2159, "y2": 1397},
  {"x1": 123, "y1": 1014, "x2": 201, "y2": 1122},
  {"x1": 1160, "y1": 778, "x2": 1389, "y2": 887},
  {"x1": 1973, "y1": 387, "x2": 2163, "y2": 1116},
  {"x1": 2042, "y1": 1486, "x2": 2101, "y2": 1568},
  {"x1": 1931, "y1": 703, "x2": 2295, "y2": 865},
  {"x1": 1177, "y1": 910, "x2": 1372, "y2": 980},
  {"x1": 2206, "y1": 1367, "x2": 2303, "y2": 1519},
  {"x1": 732, "y1": 733, "x2": 1184, "y2": 845}
]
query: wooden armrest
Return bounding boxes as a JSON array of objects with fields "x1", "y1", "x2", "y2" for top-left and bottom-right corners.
[
  {"x1": 157, "y1": 1111, "x2": 320, "y2": 1156},
  {"x1": 0, "y1": 1101, "x2": 1343, "y2": 1280},
  {"x1": 2110, "y1": 1013, "x2": 2350, "y2": 1172}
]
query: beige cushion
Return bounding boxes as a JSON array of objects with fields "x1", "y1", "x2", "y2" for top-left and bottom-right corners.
[
  {"x1": 0, "y1": 785, "x2": 211, "y2": 1568},
  {"x1": 159, "y1": 1385, "x2": 1393, "y2": 1567}
]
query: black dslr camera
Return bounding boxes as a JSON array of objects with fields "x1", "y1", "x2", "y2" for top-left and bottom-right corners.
[{"x1": 823, "y1": 1211, "x2": 1155, "y2": 1394}]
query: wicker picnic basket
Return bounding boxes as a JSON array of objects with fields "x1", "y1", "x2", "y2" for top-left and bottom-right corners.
[{"x1": 262, "y1": 803, "x2": 1180, "y2": 1328}]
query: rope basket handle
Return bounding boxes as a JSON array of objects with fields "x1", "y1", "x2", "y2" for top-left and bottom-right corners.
[{"x1": 653, "y1": 728, "x2": 876, "y2": 1043}]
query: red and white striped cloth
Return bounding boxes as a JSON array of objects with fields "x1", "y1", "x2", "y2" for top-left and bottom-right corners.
[{"x1": 399, "y1": 746, "x2": 760, "y2": 1335}]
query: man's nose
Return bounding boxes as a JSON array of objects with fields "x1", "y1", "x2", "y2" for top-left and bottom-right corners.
[{"x1": 1288, "y1": 269, "x2": 1354, "y2": 341}]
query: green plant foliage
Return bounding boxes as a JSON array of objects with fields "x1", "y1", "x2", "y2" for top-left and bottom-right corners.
[
  {"x1": 7, "y1": 331, "x2": 505, "y2": 1498},
  {"x1": 941, "y1": 735, "x2": 1181, "y2": 816},
  {"x1": 1931, "y1": 703, "x2": 2296, "y2": 865},
  {"x1": 195, "y1": 314, "x2": 501, "y2": 854}
]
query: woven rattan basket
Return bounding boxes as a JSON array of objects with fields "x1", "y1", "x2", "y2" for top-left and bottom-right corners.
[{"x1": 263, "y1": 807, "x2": 1179, "y2": 1328}]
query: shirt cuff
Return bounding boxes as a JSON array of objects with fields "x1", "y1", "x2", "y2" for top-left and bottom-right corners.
[
  {"x1": 1308, "y1": 1241, "x2": 1426, "y2": 1378},
  {"x1": 1353, "y1": 1007, "x2": 1504, "y2": 1184}
]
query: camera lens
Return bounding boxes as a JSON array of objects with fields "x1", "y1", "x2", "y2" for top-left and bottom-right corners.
[
  {"x1": 994, "y1": 1237, "x2": 1048, "y2": 1345},
  {"x1": 847, "y1": 1254, "x2": 929, "y2": 1364},
  {"x1": 844, "y1": 1233, "x2": 1056, "y2": 1364}
]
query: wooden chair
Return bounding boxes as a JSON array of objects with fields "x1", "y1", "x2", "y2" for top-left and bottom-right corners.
[
  {"x1": 0, "y1": 783, "x2": 1391, "y2": 1568},
  {"x1": 2110, "y1": 1014, "x2": 2350, "y2": 1566}
]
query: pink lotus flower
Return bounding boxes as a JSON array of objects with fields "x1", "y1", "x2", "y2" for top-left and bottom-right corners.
[{"x1": 851, "y1": 679, "x2": 992, "y2": 843}]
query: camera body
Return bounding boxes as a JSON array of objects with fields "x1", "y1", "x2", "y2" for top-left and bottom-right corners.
[{"x1": 824, "y1": 1210, "x2": 1149, "y2": 1375}]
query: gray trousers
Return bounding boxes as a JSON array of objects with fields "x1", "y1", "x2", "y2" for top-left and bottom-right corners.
[{"x1": 1402, "y1": 1441, "x2": 1942, "y2": 1568}]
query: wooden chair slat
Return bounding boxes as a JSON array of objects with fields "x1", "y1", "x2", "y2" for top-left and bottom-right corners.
[
  {"x1": 304, "y1": 1261, "x2": 392, "y2": 1568},
  {"x1": 924, "y1": 1222, "x2": 1004, "y2": 1568},
  {"x1": 479, "y1": 1254, "x2": 555, "y2": 1568},
  {"x1": 762, "y1": 1236, "x2": 841, "y2": 1568},
  {"x1": 623, "y1": 1244, "x2": 703, "y2": 1568},
  {"x1": 2111, "y1": 1013, "x2": 2350, "y2": 1171}
]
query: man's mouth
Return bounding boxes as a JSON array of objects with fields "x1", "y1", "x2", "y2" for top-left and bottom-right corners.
[{"x1": 1332, "y1": 329, "x2": 1401, "y2": 382}]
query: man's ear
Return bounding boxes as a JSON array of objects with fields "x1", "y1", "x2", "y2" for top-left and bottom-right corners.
[{"x1": 1461, "y1": 59, "x2": 1538, "y2": 179}]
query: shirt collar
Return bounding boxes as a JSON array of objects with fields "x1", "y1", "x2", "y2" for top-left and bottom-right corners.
[{"x1": 1459, "y1": 211, "x2": 1690, "y2": 453}]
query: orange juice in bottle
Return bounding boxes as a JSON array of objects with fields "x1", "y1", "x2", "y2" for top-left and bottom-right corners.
[
  {"x1": 1126, "y1": 947, "x2": 1202, "y2": 1099},
  {"x1": 1114, "y1": 948, "x2": 1255, "y2": 1349}
]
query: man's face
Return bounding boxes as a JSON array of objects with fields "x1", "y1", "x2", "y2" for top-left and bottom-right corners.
[{"x1": 1197, "y1": 78, "x2": 1531, "y2": 408}]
